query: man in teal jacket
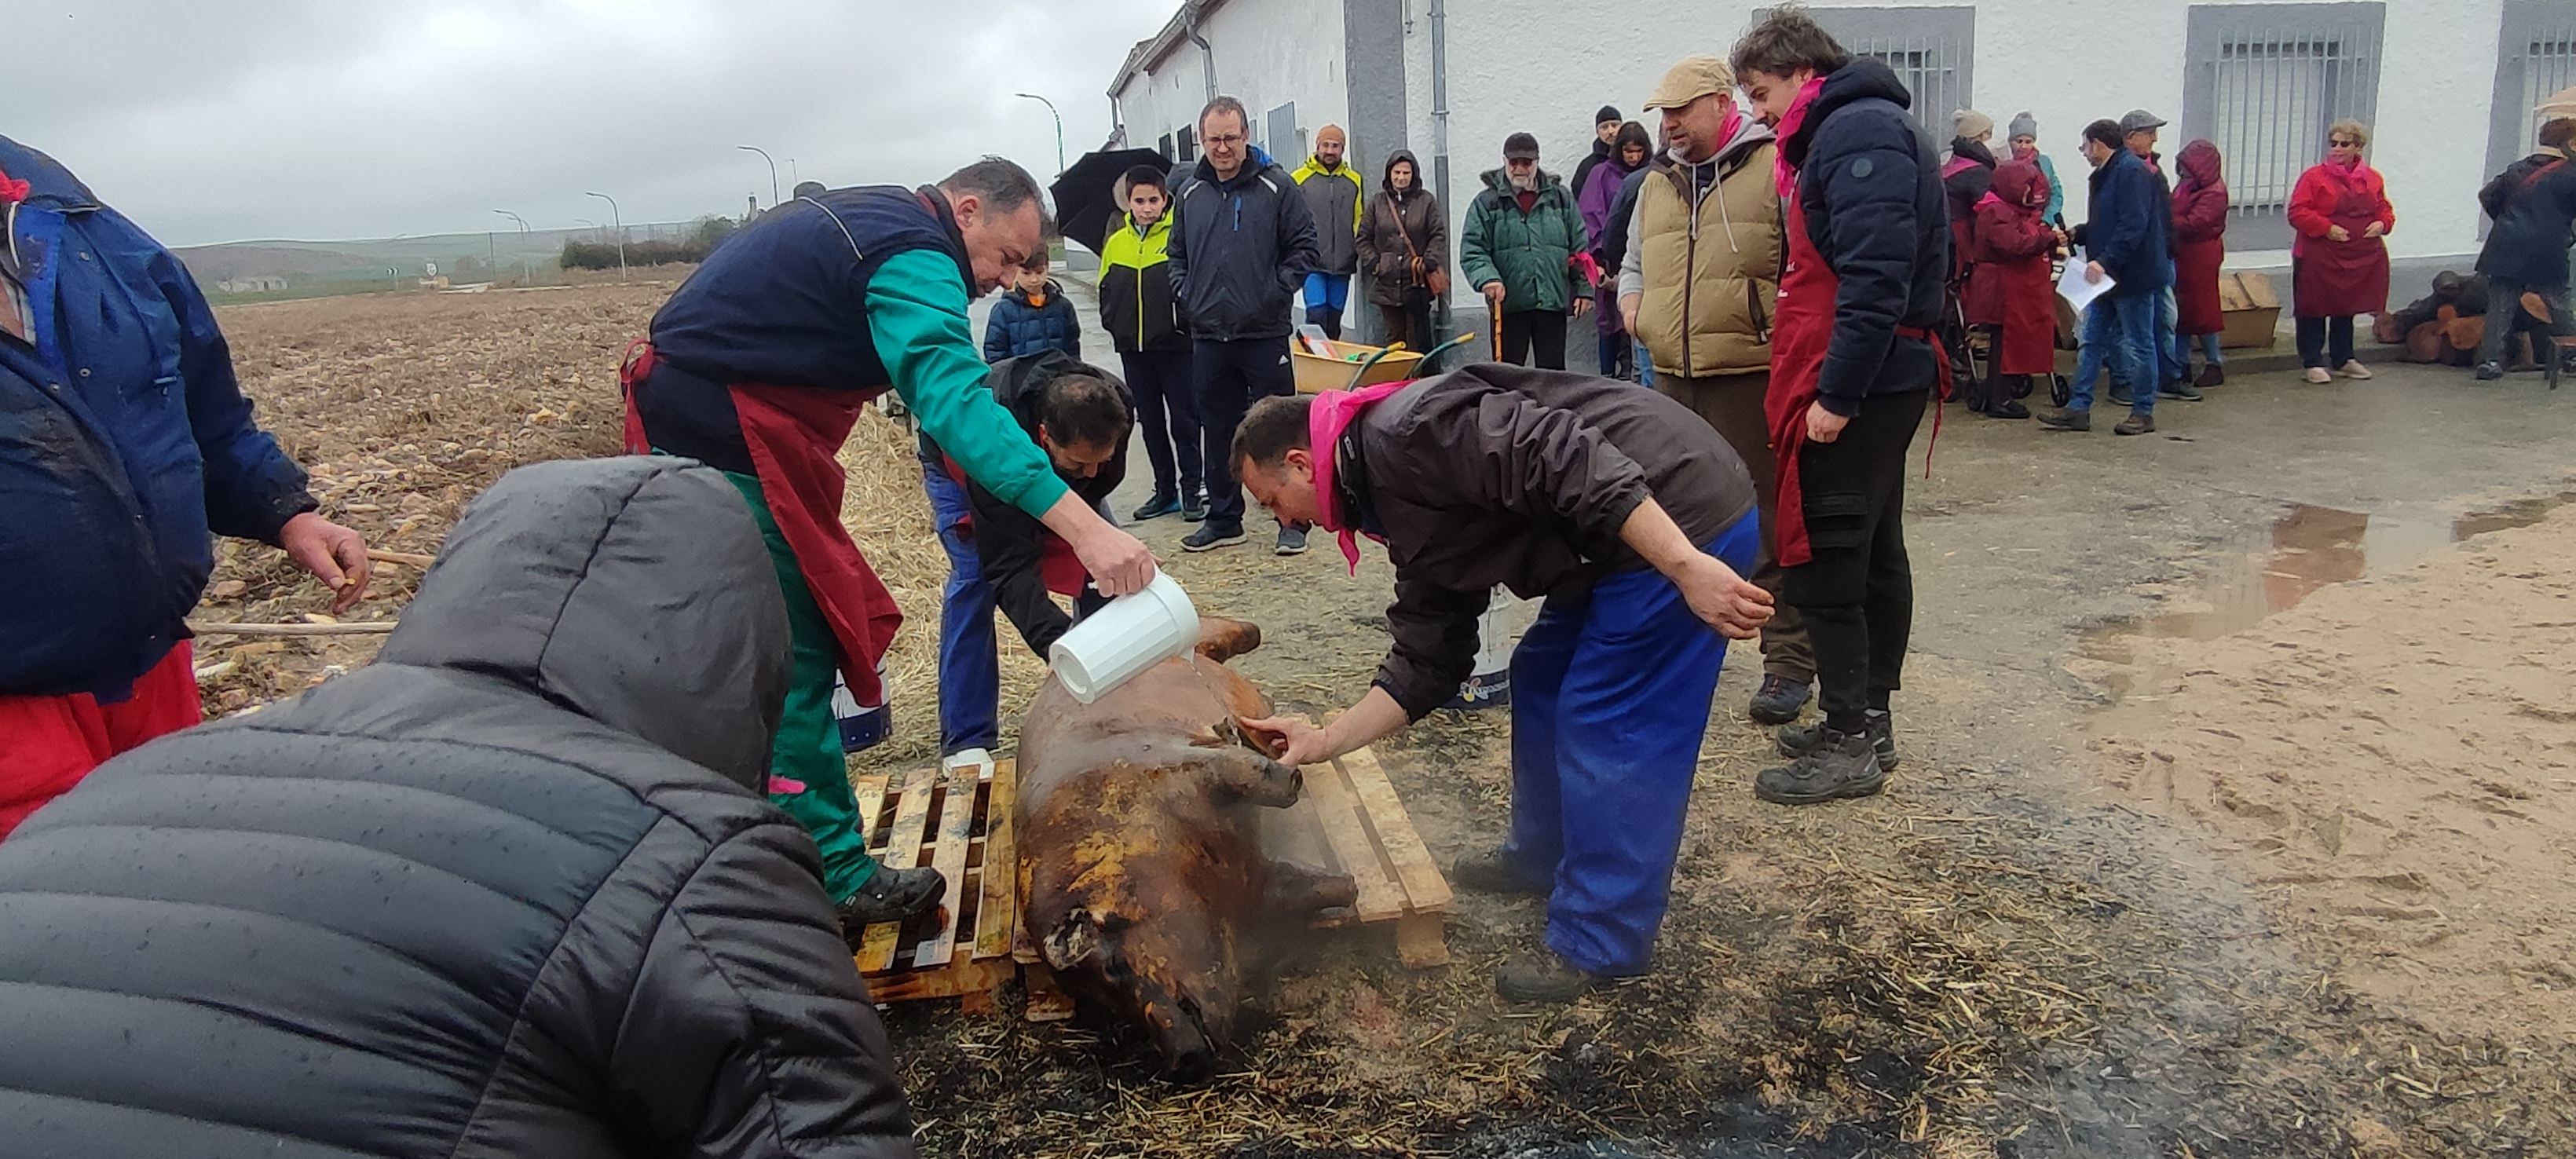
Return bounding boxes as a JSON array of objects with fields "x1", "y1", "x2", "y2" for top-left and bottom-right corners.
[
  {"x1": 1462, "y1": 133, "x2": 1594, "y2": 370},
  {"x1": 628, "y1": 158, "x2": 1155, "y2": 937}
]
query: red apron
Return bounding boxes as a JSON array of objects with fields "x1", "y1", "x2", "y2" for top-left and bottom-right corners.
[
  {"x1": 2289, "y1": 163, "x2": 2393, "y2": 319},
  {"x1": 620, "y1": 342, "x2": 906, "y2": 704},
  {"x1": 1765, "y1": 197, "x2": 1949, "y2": 569}
]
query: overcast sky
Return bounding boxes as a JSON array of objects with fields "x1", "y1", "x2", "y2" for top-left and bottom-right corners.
[{"x1": 11, "y1": 0, "x2": 1175, "y2": 247}]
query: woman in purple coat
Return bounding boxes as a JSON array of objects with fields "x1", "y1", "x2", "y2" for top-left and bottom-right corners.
[{"x1": 1579, "y1": 121, "x2": 1654, "y2": 379}]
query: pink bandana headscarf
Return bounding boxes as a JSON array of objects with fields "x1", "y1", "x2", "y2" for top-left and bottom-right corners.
[{"x1": 1306, "y1": 379, "x2": 1414, "y2": 573}]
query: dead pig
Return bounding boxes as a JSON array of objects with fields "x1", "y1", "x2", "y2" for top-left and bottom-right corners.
[{"x1": 1015, "y1": 616, "x2": 1357, "y2": 1079}]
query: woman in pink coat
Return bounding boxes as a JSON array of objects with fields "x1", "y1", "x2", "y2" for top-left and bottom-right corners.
[{"x1": 2168, "y1": 140, "x2": 2230, "y2": 387}]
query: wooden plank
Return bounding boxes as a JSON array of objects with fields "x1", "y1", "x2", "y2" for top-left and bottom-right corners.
[
  {"x1": 1338, "y1": 747, "x2": 1452, "y2": 913},
  {"x1": 911, "y1": 770, "x2": 979, "y2": 968},
  {"x1": 1301, "y1": 755, "x2": 1403, "y2": 922},
  {"x1": 974, "y1": 759, "x2": 1019, "y2": 960},
  {"x1": 855, "y1": 764, "x2": 939, "y2": 972},
  {"x1": 851, "y1": 773, "x2": 891, "y2": 850},
  {"x1": 1396, "y1": 912, "x2": 1451, "y2": 968},
  {"x1": 862, "y1": 959, "x2": 1012, "y2": 1004}
]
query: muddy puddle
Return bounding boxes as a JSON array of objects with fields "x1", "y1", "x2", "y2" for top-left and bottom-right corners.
[{"x1": 2072, "y1": 489, "x2": 2576, "y2": 703}]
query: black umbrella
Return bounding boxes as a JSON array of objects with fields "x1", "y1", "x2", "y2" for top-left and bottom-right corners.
[{"x1": 1051, "y1": 147, "x2": 1173, "y2": 254}]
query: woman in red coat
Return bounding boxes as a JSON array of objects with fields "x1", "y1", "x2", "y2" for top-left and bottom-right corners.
[
  {"x1": 2169, "y1": 140, "x2": 2229, "y2": 387},
  {"x1": 2287, "y1": 120, "x2": 2395, "y2": 383},
  {"x1": 1962, "y1": 158, "x2": 2058, "y2": 419}
]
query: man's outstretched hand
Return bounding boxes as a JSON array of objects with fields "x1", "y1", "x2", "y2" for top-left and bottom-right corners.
[
  {"x1": 1674, "y1": 554, "x2": 1773, "y2": 639},
  {"x1": 277, "y1": 511, "x2": 371, "y2": 614}
]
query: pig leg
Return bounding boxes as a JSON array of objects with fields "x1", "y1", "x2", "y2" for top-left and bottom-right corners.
[
  {"x1": 1195, "y1": 616, "x2": 1262, "y2": 663},
  {"x1": 1264, "y1": 860, "x2": 1359, "y2": 916}
]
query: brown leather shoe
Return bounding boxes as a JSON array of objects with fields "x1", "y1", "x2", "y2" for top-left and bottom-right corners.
[
  {"x1": 2113, "y1": 411, "x2": 2156, "y2": 437},
  {"x1": 2192, "y1": 363, "x2": 2224, "y2": 388}
]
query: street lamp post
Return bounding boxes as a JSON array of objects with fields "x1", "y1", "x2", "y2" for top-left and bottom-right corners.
[
  {"x1": 1015, "y1": 92, "x2": 1064, "y2": 174},
  {"x1": 737, "y1": 145, "x2": 780, "y2": 208},
  {"x1": 584, "y1": 191, "x2": 626, "y2": 282}
]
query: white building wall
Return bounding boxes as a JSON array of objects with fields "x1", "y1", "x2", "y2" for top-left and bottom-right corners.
[
  {"x1": 1115, "y1": 0, "x2": 1352, "y2": 170},
  {"x1": 1130, "y1": 0, "x2": 2503, "y2": 309}
]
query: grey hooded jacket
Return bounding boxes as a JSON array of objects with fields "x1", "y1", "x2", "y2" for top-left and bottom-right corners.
[{"x1": 0, "y1": 457, "x2": 917, "y2": 1159}]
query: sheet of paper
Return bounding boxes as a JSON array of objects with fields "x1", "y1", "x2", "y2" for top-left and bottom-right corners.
[{"x1": 2056, "y1": 261, "x2": 2114, "y2": 313}]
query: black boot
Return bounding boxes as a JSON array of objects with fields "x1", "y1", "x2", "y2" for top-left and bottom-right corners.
[
  {"x1": 1451, "y1": 849, "x2": 1550, "y2": 897},
  {"x1": 1755, "y1": 729, "x2": 1894, "y2": 805},
  {"x1": 836, "y1": 865, "x2": 948, "y2": 944},
  {"x1": 1775, "y1": 710, "x2": 1898, "y2": 770}
]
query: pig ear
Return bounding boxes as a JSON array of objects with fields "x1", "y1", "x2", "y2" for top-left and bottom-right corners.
[{"x1": 1041, "y1": 909, "x2": 1125, "y2": 971}]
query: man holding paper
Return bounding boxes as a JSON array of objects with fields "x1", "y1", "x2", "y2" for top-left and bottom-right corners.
[{"x1": 2044, "y1": 119, "x2": 2169, "y2": 437}]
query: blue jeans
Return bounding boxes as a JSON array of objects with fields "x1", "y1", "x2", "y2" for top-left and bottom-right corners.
[
  {"x1": 2154, "y1": 283, "x2": 2186, "y2": 384},
  {"x1": 1634, "y1": 341, "x2": 1656, "y2": 386},
  {"x1": 2070, "y1": 293, "x2": 2161, "y2": 415},
  {"x1": 2172, "y1": 330, "x2": 2223, "y2": 371},
  {"x1": 1502, "y1": 511, "x2": 1759, "y2": 976},
  {"x1": 922, "y1": 461, "x2": 1000, "y2": 755}
]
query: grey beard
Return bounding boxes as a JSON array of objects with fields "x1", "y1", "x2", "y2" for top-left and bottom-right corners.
[{"x1": 1508, "y1": 173, "x2": 1535, "y2": 192}]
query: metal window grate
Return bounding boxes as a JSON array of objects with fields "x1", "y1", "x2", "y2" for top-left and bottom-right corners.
[
  {"x1": 1792, "y1": 6, "x2": 1976, "y2": 133},
  {"x1": 2182, "y1": 4, "x2": 2387, "y2": 251},
  {"x1": 2490, "y1": 1, "x2": 2576, "y2": 181}
]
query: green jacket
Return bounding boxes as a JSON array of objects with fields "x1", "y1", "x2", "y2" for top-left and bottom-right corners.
[{"x1": 1459, "y1": 167, "x2": 1590, "y2": 313}]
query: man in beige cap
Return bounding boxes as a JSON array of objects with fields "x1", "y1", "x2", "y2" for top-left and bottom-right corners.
[{"x1": 1619, "y1": 55, "x2": 1813, "y2": 726}]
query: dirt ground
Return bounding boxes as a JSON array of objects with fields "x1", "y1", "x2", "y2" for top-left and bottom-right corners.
[{"x1": 201, "y1": 286, "x2": 2576, "y2": 1157}]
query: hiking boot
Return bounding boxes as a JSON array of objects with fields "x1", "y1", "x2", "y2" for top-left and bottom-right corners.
[
  {"x1": 1757, "y1": 730, "x2": 1894, "y2": 806},
  {"x1": 1450, "y1": 849, "x2": 1551, "y2": 897},
  {"x1": 1183, "y1": 522, "x2": 1246, "y2": 552},
  {"x1": 2039, "y1": 408, "x2": 2091, "y2": 432},
  {"x1": 2338, "y1": 359, "x2": 2373, "y2": 379},
  {"x1": 1131, "y1": 493, "x2": 1181, "y2": 522},
  {"x1": 2113, "y1": 411, "x2": 2156, "y2": 437},
  {"x1": 1774, "y1": 711, "x2": 1898, "y2": 771},
  {"x1": 836, "y1": 865, "x2": 948, "y2": 942},
  {"x1": 1495, "y1": 949, "x2": 1602, "y2": 1004},
  {"x1": 2109, "y1": 385, "x2": 2133, "y2": 407},
  {"x1": 2475, "y1": 361, "x2": 2505, "y2": 382},
  {"x1": 1748, "y1": 674, "x2": 1813, "y2": 726},
  {"x1": 1275, "y1": 525, "x2": 1308, "y2": 556},
  {"x1": 1181, "y1": 491, "x2": 1209, "y2": 522},
  {"x1": 2193, "y1": 363, "x2": 2225, "y2": 388},
  {"x1": 2158, "y1": 380, "x2": 2204, "y2": 401},
  {"x1": 1985, "y1": 398, "x2": 2032, "y2": 419}
]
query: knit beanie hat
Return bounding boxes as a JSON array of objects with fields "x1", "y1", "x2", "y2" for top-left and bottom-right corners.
[
  {"x1": 1595, "y1": 105, "x2": 1623, "y2": 126},
  {"x1": 2007, "y1": 111, "x2": 2038, "y2": 141}
]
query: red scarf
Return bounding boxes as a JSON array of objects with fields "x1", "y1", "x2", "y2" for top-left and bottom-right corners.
[
  {"x1": 1308, "y1": 378, "x2": 1414, "y2": 573},
  {"x1": 2314, "y1": 154, "x2": 2383, "y2": 199},
  {"x1": 1772, "y1": 75, "x2": 1828, "y2": 196}
]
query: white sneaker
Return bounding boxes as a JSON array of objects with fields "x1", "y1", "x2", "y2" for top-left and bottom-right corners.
[
  {"x1": 2303, "y1": 367, "x2": 2333, "y2": 384},
  {"x1": 2338, "y1": 359, "x2": 2373, "y2": 379},
  {"x1": 942, "y1": 748, "x2": 994, "y2": 778}
]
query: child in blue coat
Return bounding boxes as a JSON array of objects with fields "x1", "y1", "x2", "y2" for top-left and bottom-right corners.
[{"x1": 983, "y1": 253, "x2": 1081, "y2": 362}]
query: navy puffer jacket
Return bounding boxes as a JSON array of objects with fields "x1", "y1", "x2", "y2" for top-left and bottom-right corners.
[
  {"x1": 1782, "y1": 57, "x2": 1950, "y2": 406},
  {"x1": 982, "y1": 280, "x2": 1083, "y2": 362},
  {"x1": 0, "y1": 457, "x2": 918, "y2": 1159}
]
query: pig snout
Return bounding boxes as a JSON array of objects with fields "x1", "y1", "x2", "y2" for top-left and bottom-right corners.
[{"x1": 1139, "y1": 977, "x2": 1218, "y2": 1081}]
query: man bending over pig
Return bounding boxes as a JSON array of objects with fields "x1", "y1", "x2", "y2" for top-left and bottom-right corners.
[{"x1": 1231, "y1": 365, "x2": 1773, "y2": 1002}]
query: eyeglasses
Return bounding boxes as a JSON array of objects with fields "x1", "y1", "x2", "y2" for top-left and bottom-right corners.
[
  {"x1": 2329, "y1": 137, "x2": 2361, "y2": 147},
  {"x1": 1205, "y1": 133, "x2": 1246, "y2": 147}
]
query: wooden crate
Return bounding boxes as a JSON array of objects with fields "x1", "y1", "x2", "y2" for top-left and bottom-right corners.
[{"x1": 849, "y1": 758, "x2": 1019, "y2": 1013}]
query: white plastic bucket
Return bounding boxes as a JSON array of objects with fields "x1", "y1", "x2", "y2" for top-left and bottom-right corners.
[{"x1": 1048, "y1": 572, "x2": 1202, "y2": 704}]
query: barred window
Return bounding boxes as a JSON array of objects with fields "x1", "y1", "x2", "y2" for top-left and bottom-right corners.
[
  {"x1": 1791, "y1": 5, "x2": 1977, "y2": 137},
  {"x1": 2182, "y1": 3, "x2": 2387, "y2": 250},
  {"x1": 2489, "y1": 0, "x2": 2576, "y2": 181}
]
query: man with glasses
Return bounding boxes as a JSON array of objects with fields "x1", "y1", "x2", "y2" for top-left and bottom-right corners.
[
  {"x1": 1168, "y1": 96, "x2": 1322, "y2": 555},
  {"x1": 625, "y1": 157, "x2": 1158, "y2": 939}
]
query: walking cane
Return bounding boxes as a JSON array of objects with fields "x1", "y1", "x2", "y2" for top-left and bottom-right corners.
[{"x1": 1488, "y1": 296, "x2": 1503, "y2": 362}]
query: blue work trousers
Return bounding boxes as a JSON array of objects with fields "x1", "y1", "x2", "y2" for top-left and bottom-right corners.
[
  {"x1": 1503, "y1": 510, "x2": 1760, "y2": 976},
  {"x1": 924, "y1": 459, "x2": 1000, "y2": 755}
]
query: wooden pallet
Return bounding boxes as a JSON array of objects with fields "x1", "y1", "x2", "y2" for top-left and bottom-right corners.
[
  {"x1": 1275, "y1": 744, "x2": 1454, "y2": 967},
  {"x1": 849, "y1": 758, "x2": 1019, "y2": 1013}
]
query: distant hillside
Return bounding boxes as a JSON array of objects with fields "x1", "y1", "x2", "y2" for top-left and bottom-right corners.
[{"x1": 176, "y1": 223, "x2": 705, "y2": 286}]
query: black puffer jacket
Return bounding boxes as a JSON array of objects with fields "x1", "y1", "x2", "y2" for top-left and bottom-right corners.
[{"x1": 0, "y1": 457, "x2": 918, "y2": 1159}]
